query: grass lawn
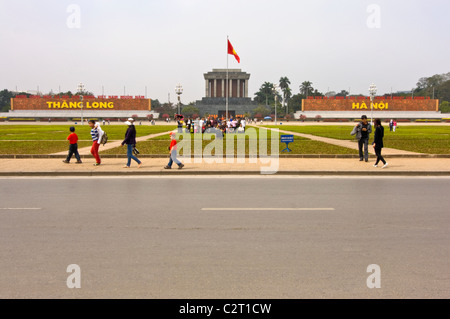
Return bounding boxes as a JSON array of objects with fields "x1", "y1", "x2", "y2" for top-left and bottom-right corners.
[
  {"x1": 264, "y1": 125, "x2": 361, "y2": 140},
  {"x1": 148, "y1": 127, "x2": 278, "y2": 140},
  {"x1": 100, "y1": 133, "x2": 358, "y2": 155},
  {"x1": 264, "y1": 125, "x2": 450, "y2": 154},
  {"x1": 0, "y1": 141, "x2": 92, "y2": 155},
  {"x1": 0, "y1": 125, "x2": 176, "y2": 141}
]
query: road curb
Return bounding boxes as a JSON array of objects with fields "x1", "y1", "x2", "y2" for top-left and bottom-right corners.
[
  {"x1": 1, "y1": 154, "x2": 449, "y2": 159},
  {"x1": 0, "y1": 171, "x2": 449, "y2": 177}
]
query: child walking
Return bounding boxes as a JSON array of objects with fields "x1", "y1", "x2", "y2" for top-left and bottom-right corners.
[
  {"x1": 62, "y1": 126, "x2": 82, "y2": 164},
  {"x1": 164, "y1": 132, "x2": 184, "y2": 169}
]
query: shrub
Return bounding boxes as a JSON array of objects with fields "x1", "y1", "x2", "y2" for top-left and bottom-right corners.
[{"x1": 440, "y1": 101, "x2": 450, "y2": 113}]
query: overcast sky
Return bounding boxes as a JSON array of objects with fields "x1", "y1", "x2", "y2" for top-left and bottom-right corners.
[{"x1": 1, "y1": 0, "x2": 449, "y2": 102}]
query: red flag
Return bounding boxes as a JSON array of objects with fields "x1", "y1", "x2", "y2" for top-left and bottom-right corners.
[{"x1": 227, "y1": 40, "x2": 240, "y2": 63}]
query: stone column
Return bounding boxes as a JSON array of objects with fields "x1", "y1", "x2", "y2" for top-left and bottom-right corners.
[
  {"x1": 205, "y1": 79, "x2": 209, "y2": 97},
  {"x1": 237, "y1": 79, "x2": 240, "y2": 98},
  {"x1": 214, "y1": 79, "x2": 217, "y2": 98},
  {"x1": 229, "y1": 79, "x2": 233, "y2": 98},
  {"x1": 222, "y1": 79, "x2": 225, "y2": 98},
  {"x1": 244, "y1": 80, "x2": 249, "y2": 98}
]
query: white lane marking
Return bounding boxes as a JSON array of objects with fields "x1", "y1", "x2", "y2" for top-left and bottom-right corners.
[
  {"x1": 202, "y1": 208, "x2": 335, "y2": 211},
  {"x1": 0, "y1": 208, "x2": 42, "y2": 210}
]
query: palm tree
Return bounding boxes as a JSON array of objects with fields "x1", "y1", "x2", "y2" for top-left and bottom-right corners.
[
  {"x1": 279, "y1": 77, "x2": 291, "y2": 109},
  {"x1": 279, "y1": 77, "x2": 291, "y2": 92},
  {"x1": 254, "y1": 82, "x2": 275, "y2": 106},
  {"x1": 283, "y1": 87, "x2": 292, "y2": 114},
  {"x1": 300, "y1": 81, "x2": 313, "y2": 98}
]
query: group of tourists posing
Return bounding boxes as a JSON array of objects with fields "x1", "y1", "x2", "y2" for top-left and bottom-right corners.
[{"x1": 179, "y1": 116, "x2": 246, "y2": 135}]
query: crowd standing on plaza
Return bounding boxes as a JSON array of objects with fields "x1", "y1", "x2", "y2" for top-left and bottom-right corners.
[{"x1": 174, "y1": 114, "x2": 248, "y2": 136}]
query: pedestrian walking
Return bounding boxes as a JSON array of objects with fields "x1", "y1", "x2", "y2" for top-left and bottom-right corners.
[
  {"x1": 121, "y1": 120, "x2": 142, "y2": 168},
  {"x1": 351, "y1": 115, "x2": 372, "y2": 162},
  {"x1": 88, "y1": 120, "x2": 102, "y2": 166},
  {"x1": 372, "y1": 118, "x2": 388, "y2": 168},
  {"x1": 175, "y1": 115, "x2": 183, "y2": 133},
  {"x1": 164, "y1": 132, "x2": 184, "y2": 169},
  {"x1": 393, "y1": 120, "x2": 397, "y2": 132},
  {"x1": 62, "y1": 126, "x2": 82, "y2": 164},
  {"x1": 186, "y1": 117, "x2": 192, "y2": 133}
]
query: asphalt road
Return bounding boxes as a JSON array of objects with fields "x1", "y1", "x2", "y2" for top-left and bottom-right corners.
[{"x1": 0, "y1": 177, "x2": 449, "y2": 298}]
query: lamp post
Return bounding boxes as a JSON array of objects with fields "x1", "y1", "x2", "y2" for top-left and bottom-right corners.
[
  {"x1": 175, "y1": 84, "x2": 183, "y2": 115},
  {"x1": 369, "y1": 83, "x2": 377, "y2": 126},
  {"x1": 273, "y1": 84, "x2": 281, "y2": 125},
  {"x1": 77, "y1": 82, "x2": 84, "y2": 125}
]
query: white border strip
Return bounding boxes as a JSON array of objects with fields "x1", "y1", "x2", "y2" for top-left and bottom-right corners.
[{"x1": 202, "y1": 208, "x2": 335, "y2": 211}]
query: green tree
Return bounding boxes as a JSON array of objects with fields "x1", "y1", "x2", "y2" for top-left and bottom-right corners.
[
  {"x1": 299, "y1": 81, "x2": 313, "y2": 98},
  {"x1": 0, "y1": 89, "x2": 31, "y2": 112},
  {"x1": 0, "y1": 89, "x2": 14, "y2": 112},
  {"x1": 151, "y1": 99, "x2": 161, "y2": 109},
  {"x1": 74, "y1": 90, "x2": 94, "y2": 96},
  {"x1": 181, "y1": 105, "x2": 200, "y2": 118},
  {"x1": 254, "y1": 82, "x2": 281, "y2": 106},
  {"x1": 335, "y1": 90, "x2": 349, "y2": 97},
  {"x1": 154, "y1": 102, "x2": 176, "y2": 118},
  {"x1": 57, "y1": 91, "x2": 74, "y2": 97},
  {"x1": 437, "y1": 80, "x2": 450, "y2": 102},
  {"x1": 279, "y1": 77, "x2": 291, "y2": 101},
  {"x1": 251, "y1": 105, "x2": 271, "y2": 117},
  {"x1": 414, "y1": 72, "x2": 450, "y2": 100},
  {"x1": 311, "y1": 89, "x2": 324, "y2": 97},
  {"x1": 287, "y1": 93, "x2": 305, "y2": 113},
  {"x1": 440, "y1": 101, "x2": 450, "y2": 113}
]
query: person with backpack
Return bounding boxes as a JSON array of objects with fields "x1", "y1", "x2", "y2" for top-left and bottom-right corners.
[
  {"x1": 372, "y1": 118, "x2": 388, "y2": 168},
  {"x1": 121, "y1": 120, "x2": 142, "y2": 168},
  {"x1": 351, "y1": 115, "x2": 372, "y2": 162},
  {"x1": 88, "y1": 120, "x2": 102, "y2": 166}
]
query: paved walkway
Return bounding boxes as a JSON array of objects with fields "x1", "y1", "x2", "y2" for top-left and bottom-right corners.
[
  {"x1": 0, "y1": 158, "x2": 449, "y2": 176},
  {"x1": 256, "y1": 126, "x2": 422, "y2": 155},
  {"x1": 51, "y1": 129, "x2": 176, "y2": 156}
]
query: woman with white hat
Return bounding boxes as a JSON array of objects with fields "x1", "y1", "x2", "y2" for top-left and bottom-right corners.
[{"x1": 121, "y1": 120, "x2": 142, "y2": 168}]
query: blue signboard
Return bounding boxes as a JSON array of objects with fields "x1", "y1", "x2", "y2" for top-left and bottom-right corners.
[{"x1": 281, "y1": 135, "x2": 294, "y2": 152}]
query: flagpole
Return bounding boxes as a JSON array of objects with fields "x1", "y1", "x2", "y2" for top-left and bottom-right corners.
[{"x1": 226, "y1": 35, "x2": 229, "y2": 123}]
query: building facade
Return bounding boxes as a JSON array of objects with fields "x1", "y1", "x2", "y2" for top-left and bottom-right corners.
[
  {"x1": 196, "y1": 69, "x2": 257, "y2": 118},
  {"x1": 2, "y1": 96, "x2": 159, "y2": 121}
]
